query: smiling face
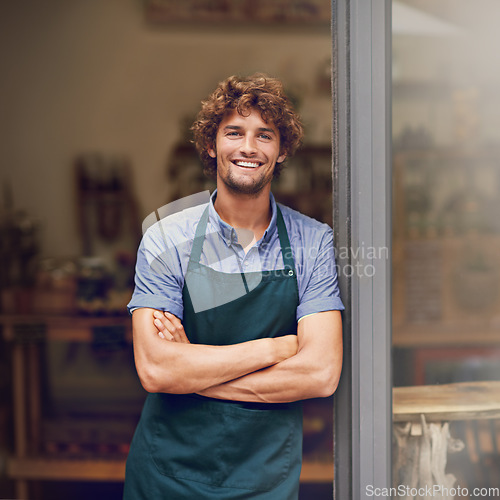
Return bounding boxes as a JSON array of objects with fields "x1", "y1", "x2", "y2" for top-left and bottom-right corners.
[{"x1": 208, "y1": 108, "x2": 287, "y2": 197}]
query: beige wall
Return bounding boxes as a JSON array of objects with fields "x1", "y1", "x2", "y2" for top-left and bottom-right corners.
[{"x1": 0, "y1": 0, "x2": 332, "y2": 258}]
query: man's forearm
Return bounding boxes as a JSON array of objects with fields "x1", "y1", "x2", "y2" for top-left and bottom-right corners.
[
  {"x1": 198, "y1": 311, "x2": 343, "y2": 403},
  {"x1": 197, "y1": 350, "x2": 339, "y2": 403},
  {"x1": 133, "y1": 308, "x2": 298, "y2": 394}
]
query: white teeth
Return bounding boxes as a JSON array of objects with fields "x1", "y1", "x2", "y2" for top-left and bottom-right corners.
[{"x1": 235, "y1": 161, "x2": 260, "y2": 168}]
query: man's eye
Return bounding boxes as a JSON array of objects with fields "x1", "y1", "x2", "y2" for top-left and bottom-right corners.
[
  {"x1": 226, "y1": 131, "x2": 240, "y2": 137},
  {"x1": 259, "y1": 134, "x2": 272, "y2": 140}
]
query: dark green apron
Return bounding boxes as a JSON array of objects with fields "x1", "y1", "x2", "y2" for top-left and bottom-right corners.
[{"x1": 124, "y1": 206, "x2": 302, "y2": 499}]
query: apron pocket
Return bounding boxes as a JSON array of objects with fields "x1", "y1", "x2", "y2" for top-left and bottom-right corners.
[{"x1": 149, "y1": 394, "x2": 300, "y2": 492}]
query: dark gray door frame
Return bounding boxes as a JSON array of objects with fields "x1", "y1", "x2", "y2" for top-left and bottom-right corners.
[{"x1": 332, "y1": 1, "x2": 392, "y2": 499}]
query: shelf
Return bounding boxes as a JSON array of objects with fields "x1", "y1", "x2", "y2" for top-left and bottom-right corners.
[
  {"x1": 6, "y1": 457, "x2": 333, "y2": 483},
  {"x1": 0, "y1": 314, "x2": 132, "y2": 342},
  {"x1": 7, "y1": 457, "x2": 126, "y2": 482},
  {"x1": 300, "y1": 461, "x2": 333, "y2": 482},
  {"x1": 393, "y1": 323, "x2": 500, "y2": 348}
]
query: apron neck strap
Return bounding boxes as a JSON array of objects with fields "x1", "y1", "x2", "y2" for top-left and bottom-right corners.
[
  {"x1": 190, "y1": 206, "x2": 210, "y2": 264},
  {"x1": 276, "y1": 206, "x2": 295, "y2": 271},
  {"x1": 190, "y1": 203, "x2": 296, "y2": 271}
]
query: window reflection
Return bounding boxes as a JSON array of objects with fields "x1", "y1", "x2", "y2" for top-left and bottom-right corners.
[{"x1": 392, "y1": 0, "x2": 500, "y2": 495}]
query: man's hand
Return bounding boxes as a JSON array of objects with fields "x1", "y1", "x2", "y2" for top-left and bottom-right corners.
[
  {"x1": 273, "y1": 335, "x2": 299, "y2": 362},
  {"x1": 153, "y1": 311, "x2": 298, "y2": 361},
  {"x1": 153, "y1": 311, "x2": 190, "y2": 343}
]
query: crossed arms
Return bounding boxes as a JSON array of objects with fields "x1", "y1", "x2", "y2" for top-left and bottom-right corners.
[{"x1": 132, "y1": 308, "x2": 342, "y2": 404}]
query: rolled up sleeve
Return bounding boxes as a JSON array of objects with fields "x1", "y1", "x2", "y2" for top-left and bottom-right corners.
[
  {"x1": 127, "y1": 226, "x2": 185, "y2": 320},
  {"x1": 296, "y1": 228, "x2": 344, "y2": 322}
]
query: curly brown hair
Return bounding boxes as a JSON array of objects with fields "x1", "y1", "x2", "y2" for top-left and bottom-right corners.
[{"x1": 191, "y1": 74, "x2": 303, "y2": 179}]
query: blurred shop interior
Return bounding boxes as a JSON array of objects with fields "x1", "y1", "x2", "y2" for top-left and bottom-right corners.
[
  {"x1": 0, "y1": 1, "x2": 334, "y2": 499},
  {"x1": 1, "y1": 0, "x2": 500, "y2": 499}
]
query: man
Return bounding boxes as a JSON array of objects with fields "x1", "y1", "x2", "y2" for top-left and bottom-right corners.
[{"x1": 124, "y1": 74, "x2": 344, "y2": 499}]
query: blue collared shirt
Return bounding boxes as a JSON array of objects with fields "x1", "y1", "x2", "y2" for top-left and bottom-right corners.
[{"x1": 128, "y1": 192, "x2": 344, "y2": 321}]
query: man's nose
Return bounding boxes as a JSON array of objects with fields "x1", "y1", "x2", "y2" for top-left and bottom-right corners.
[{"x1": 240, "y1": 134, "x2": 257, "y2": 155}]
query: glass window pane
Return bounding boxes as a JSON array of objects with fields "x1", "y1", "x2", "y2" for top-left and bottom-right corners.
[{"x1": 392, "y1": 1, "x2": 500, "y2": 496}]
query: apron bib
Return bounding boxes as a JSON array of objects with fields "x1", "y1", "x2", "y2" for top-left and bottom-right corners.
[{"x1": 124, "y1": 206, "x2": 302, "y2": 499}]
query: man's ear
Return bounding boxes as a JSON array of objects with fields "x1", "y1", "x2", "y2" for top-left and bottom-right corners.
[
  {"x1": 277, "y1": 152, "x2": 287, "y2": 164},
  {"x1": 207, "y1": 145, "x2": 216, "y2": 158}
]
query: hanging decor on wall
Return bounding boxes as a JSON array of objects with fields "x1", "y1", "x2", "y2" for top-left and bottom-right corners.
[{"x1": 144, "y1": 0, "x2": 330, "y2": 26}]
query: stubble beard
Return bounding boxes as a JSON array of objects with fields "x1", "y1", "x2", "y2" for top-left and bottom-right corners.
[{"x1": 219, "y1": 162, "x2": 276, "y2": 198}]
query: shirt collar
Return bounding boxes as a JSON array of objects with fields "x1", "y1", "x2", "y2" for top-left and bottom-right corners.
[{"x1": 208, "y1": 190, "x2": 278, "y2": 247}]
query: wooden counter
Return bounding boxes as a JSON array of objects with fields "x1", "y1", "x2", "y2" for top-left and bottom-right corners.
[
  {"x1": 393, "y1": 381, "x2": 500, "y2": 423},
  {"x1": 393, "y1": 381, "x2": 500, "y2": 499}
]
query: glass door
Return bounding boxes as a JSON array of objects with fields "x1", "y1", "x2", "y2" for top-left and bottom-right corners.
[{"x1": 392, "y1": 1, "x2": 500, "y2": 497}]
